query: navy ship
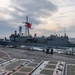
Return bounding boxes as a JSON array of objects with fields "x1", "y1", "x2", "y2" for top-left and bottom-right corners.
[
  {"x1": 0, "y1": 16, "x2": 75, "y2": 47},
  {"x1": 9, "y1": 28, "x2": 69, "y2": 47}
]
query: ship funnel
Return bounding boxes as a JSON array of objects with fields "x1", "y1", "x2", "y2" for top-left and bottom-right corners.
[{"x1": 19, "y1": 26, "x2": 22, "y2": 36}]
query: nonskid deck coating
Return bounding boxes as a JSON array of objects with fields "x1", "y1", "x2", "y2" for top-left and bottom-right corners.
[
  {"x1": 45, "y1": 64, "x2": 56, "y2": 69},
  {"x1": 13, "y1": 72, "x2": 27, "y2": 75},
  {"x1": 5, "y1": 59, "x2": 29, "y2": 71},
  {"x1": 67, "y1": 64, "x2": 75, "y2": 75},
  {"x1": 0, "y1": 47, "x2": 75, "y2": 75},
  {"x1": 40, "y1": 69, "x2": 54, "y2": 75},
  {"x1": 0, "y1": 58, "x2": 75, "y2": 75},
  {"x1": 0, "y1": 58, "x2": 59, "y2": 75}
]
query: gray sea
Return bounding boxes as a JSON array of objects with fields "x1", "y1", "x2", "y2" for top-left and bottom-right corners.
[
  {"x1": 69, "y1": 38, "x2": 75, "y2": 43},
  {"x1": 18, "y1": 38, "x2": 75, "y2": 54}
]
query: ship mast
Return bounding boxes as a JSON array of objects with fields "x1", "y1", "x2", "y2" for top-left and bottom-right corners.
[
  {"x1": 26, "y1": 16, "x2": 30, "y2": 36},
  {"x1": 22, "y1": 16, "x2": 31, "y2": 36}
]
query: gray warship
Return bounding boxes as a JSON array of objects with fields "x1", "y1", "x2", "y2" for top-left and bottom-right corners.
[{"x1": 0, "y1": 16, "x2": 75, "y2": 48}]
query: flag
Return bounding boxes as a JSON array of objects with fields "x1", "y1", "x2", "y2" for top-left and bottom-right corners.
[{"x1": 27, "y1": 23, "x2": 31, "y2": 28}]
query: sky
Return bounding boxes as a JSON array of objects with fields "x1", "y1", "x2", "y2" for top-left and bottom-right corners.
[{"x1": 0, "y1": 0, "x2": 75, "y2": 38}]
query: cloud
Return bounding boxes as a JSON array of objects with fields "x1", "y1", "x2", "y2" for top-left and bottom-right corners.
[
  {"x1": 67, "y1": 25, "x2": 75, "y2": 32},
  {"x1": 0, "y1": 0, "x2": 58, "y2": 38},
  {"x1": 0, "y1": 0, "x2": 75, "y2": 38},
  {"x1": 0, "y1": 0, "x2": 57, "y2": 27},
  {"x1": 10, "y1": 0, "x2": 57, "y2": 25}
]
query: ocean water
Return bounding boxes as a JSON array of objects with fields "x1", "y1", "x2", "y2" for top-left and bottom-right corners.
[
  {"x1": 69, "y1": 38, "x2": 75, "y2": 43},
  {"x1": 19, "y1": 38, "x2": 75, "y2": 54}
]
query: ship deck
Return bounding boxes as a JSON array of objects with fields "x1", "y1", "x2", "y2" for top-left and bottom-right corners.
[{"x1": 0, "y1": 47, "x2": 75, "y2": 75}]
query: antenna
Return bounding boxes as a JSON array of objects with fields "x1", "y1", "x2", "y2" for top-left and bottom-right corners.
[
  {"x1": 64, "y1": 27, "x2": 66, "y2": 36},
  {"x1": 19, "y1": 26, "x2": 22, "y2": 36}
]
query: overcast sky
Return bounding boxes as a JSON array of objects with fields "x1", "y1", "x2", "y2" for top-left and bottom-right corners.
[{"x1": 0, "y1": 0, "x2": 75, "y2": 38}]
